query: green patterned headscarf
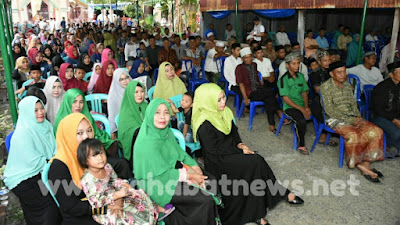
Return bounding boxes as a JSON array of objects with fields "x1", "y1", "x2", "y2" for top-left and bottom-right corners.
[
  {"x1": 53, "y1": 88, "x2": 115, "y2": 150},
  {"x1": 118, "y1": 81, "x2": 148, "y2": 160},
  {"x1": 134, "y1": 98, "x2": 197, "y2": 206},
  {"x1": 192, "y1": 83, "x2": 234, "y2": 142}
]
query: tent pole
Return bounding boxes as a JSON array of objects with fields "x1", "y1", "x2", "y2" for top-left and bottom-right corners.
[
  {"x1": 235, "y1": 0, "x2": 239, "y2": 42},
  {"x1": 297, "y1": 10, "x2": 305, "y2": 54},
  {"x1": 172, "y1": 0, "x2": 174, "y2": 32},
  {"x1": 389, "y1": 8, "x2": 400, "y2": 64},
  {"x1": 2, "y1": 0, "x2": 14, "y2": 69},
  {"x1": 0, "y1": 0, "x2": 18, "y2": 124},
  {"x1": 356, "y1": 0, "x2": 368, "y2": 65}
]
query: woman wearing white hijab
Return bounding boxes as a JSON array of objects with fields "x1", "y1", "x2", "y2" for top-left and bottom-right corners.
[
  {"x1": 43, "y1": 76, "x2": 65, "y2": 124},
  {"x1": 108, "y1": 68, "x2": 132, "y2": 137},
  {"x1": 87, "y1": 63, "x2": 102, "y2": 94}
]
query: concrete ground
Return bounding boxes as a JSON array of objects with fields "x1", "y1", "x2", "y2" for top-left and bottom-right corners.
[{"x1": 228, "y1": 98, "x2": 400, "y2": 225}]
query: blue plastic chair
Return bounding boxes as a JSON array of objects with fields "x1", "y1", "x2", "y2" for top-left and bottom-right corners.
[
  {"x1": 41, "y1": 162, "x2": 60, "y2": 207},
  {"x1": 310, "y1": 92, "x2": 386, "y2": 167},
  {"x1": 171, "y1": 128, "x2": 186, "y2": 151},
  {"x1": 83, "y1": 71, "x2": 93, "y2": 82},
  {"x1": 237, "y1": 72, "x2": 265, "y2": 130},
  {"x1": 153, "y1": 68, "x2": 159, "y2": 85},
  {"x1": 148, "y1": 86, "x2": 155, "y2": 101},
  {"x1": 348, "y1": 74, "x2": 367, "y2": 118},
  {"x1": 184, "y1": 60, "x2": 208, "y2": 92},
  {"x1": 5, "y1": 131, "x2": 14, "y2": 152},
  {"x1": 215, "y1": 56, "x2": 227, "y2": 88},
  {"x1": 115, "y1": 114, "x2": 119, "y2": 129},
  {"x1": 85, "y1": 93, "x2": 108, "y2": 114},
  {"x1": 362, "y1": 84, "x2": 375, "y2": 121},
  {"x1": 91, "y1": 113, "x2": 111, "y2": 136},
  {"x1": 275, "y1": 112, "x2": 318, "y2": 150}
]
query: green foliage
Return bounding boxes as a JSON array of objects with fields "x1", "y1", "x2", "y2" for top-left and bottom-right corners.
[
  {"x1": 123, "y1": 3, "x2": 143, "y2": 18},
  {"x1": 143, "y1": 13, "x2": 160, "y2": 33}
]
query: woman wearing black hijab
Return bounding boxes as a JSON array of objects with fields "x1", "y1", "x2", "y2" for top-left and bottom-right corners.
[
  {"x1": 50, "y1": 55, "x2": 65, "y2": 76},
  {"x1": 41, "y1": 44, "x2": 55, "y2": 63},
  {"x1": 50, "y1": 38, "x2": 63, "y2": 55},
  {"x1": 77, "y1": 53, "x2": 94, "y2": 73},
  {"x1": 13, "y1": 43, "x2": 27, "y2": 63}
]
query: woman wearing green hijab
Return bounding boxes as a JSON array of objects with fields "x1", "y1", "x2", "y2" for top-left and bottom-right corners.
[
  {"x1": 153, "y1": 62, "x2": 187, "y2": 99},
  {"x1": 53, "y1": 88, "x2": 133, "y2": 179},
  {"x1": 346, "y1": 33, "x2": 363, "y2": 67},
  {"x1": 193, "y1": 83, "x2": 304, "y2": 225},
  {"x1": 134, "y1": 98, "x2": 219, "y2": 225},
  {"x1": 118, "y1": 81, "x2": 147, "y2": 170}
]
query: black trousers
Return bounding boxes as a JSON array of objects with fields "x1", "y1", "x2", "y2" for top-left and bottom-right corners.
[
  {"x1": 12, "y1": 174, "x2": 61, "y2": 225},
  {"x1": 284, "y1": 108, "x2": 307, "y2": 147},
  {"x1": 230, "y1": 85, "x2": 243, "y2": 107},
  {"x1": 249, "y1": 87, "x2": 280, "y2": 126}
]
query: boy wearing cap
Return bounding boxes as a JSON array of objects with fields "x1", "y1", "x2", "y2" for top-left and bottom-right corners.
[
  {"x1": 205, "y1": 41, "x2": 229, "y2": 83},
  {"x1": 371, "y1": 62, "x2": 400, "y2": 158},
  {"x1": 14, "y1": 65, "x2": 46, "y2": 97},
  {"x1": 347, "y1": 51, "x2": 383, "y2": 92},
  {"x1": 320, "y1": 61, "x2": 384, "y2": 182},
  {"x1": 278, "y1": 52, "x2": 311, "y2": 154},
  {"x1": 204, "y1": 32, "x2": 216, "y2": 50},
  {"x1": 237, "y1": 47, "x2": 281, "y2": 133}
]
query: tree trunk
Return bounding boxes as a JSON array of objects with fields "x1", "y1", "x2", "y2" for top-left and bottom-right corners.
[{"x1": 143, "y1": 5, "x2": 153, "y2": 18}]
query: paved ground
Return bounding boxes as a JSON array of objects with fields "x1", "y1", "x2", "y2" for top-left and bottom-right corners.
[{"x1": 228, "y1": 98, "x2": 400, "y2": 225}]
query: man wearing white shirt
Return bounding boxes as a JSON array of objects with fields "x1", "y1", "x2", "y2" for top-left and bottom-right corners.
[
  {"x1": 124, "y1": 34, "x2": 140, "y2": 61},
  {"x1": 205, "y1": 41, "x2": 229, "y2": 83},
  {"x1": 251, "y1": 17, "x2": 265, "y2": 42},
  {"x1": 108, "y1": 9, "x2": 117, "y2": 24},
  {"x1": 225, "y1": 23, "x2": 236, "y2": 41},
  {"x1": 141, "y1": 33, "x2": 149, "y2": 47},
  {"x1": 365, "y1": 29, "x2": 379, "y2": 50},
  {"x1": 224, "y1": 43, "x2": 242, "y2": 92},
  {"x1": 276, "y1": 25, "x2": 291, "y2": 46},
  {"x1": 253, "y1": 46, "x2": 275, "y2": 86},
  {"x1": 347, "y1": 51, "x2": 384, "y2": 92}
]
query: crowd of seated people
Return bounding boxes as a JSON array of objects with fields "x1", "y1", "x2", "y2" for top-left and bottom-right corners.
[{"x1": 4, "y1": 15, "x2": 399, "y2": 225}]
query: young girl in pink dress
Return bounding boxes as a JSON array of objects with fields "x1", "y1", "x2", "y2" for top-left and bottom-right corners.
[{"x1": 78, "y1": 138, "x2": 174, "y2": 225}]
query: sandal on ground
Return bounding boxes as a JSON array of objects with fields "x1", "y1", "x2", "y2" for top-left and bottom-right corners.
[
  {"x1": 317, "y1": 140, "x2": 338, "y2": 147},
  {"x1": 256, "y1": 219, "x2": 271, "y2": 225},
  {"x1": 362, "y1": 174, "x2": 380, "y2": 183},
  {"x1": 371, "y1": 168, "x2": 383, "y2": 178},
  {"x1": 269, "y1": 128, "x2": 277, "y2": 134},
  {"x1": 297, "y1": 147, "x2": 309, "y2": 155},
  {"x1": 158, "y1": 204, "x2": 176, "y2": 221}
]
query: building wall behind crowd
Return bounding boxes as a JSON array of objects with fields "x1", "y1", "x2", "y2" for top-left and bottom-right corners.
[
  {"x1": 12, "y1": 0, "x2": 88, "y2": 24},
  {"x1": 203, "y1": 8, "x2": 395, "y2": 41}
]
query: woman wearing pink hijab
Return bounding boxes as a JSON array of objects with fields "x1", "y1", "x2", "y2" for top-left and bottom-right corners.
[
  {"x1": 59, "y1": 63, "x2": 87, "y2": 92},
  {"x1": 101, "y1": 48, "x2": 118, "y2": 69}
]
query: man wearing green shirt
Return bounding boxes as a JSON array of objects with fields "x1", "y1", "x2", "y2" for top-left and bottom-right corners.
[{"x1": 278, "y1": 52, "x2": 311, "y2": 154}]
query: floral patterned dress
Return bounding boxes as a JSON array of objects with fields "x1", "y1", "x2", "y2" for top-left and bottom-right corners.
[{"x1": 81, "y1": 163, "x2": 158, "y2": 225}]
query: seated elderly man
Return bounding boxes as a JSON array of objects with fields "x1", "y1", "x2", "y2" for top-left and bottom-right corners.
[
  {"x1": 372, "y1": 62, "x2": 400, "y2": 158},
  {"x1": 347, "y1": 51, "x2": 384, "y2": 92},
  {"x1": 320, "y1": 61, "x2": 384, "y2": 183}
]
